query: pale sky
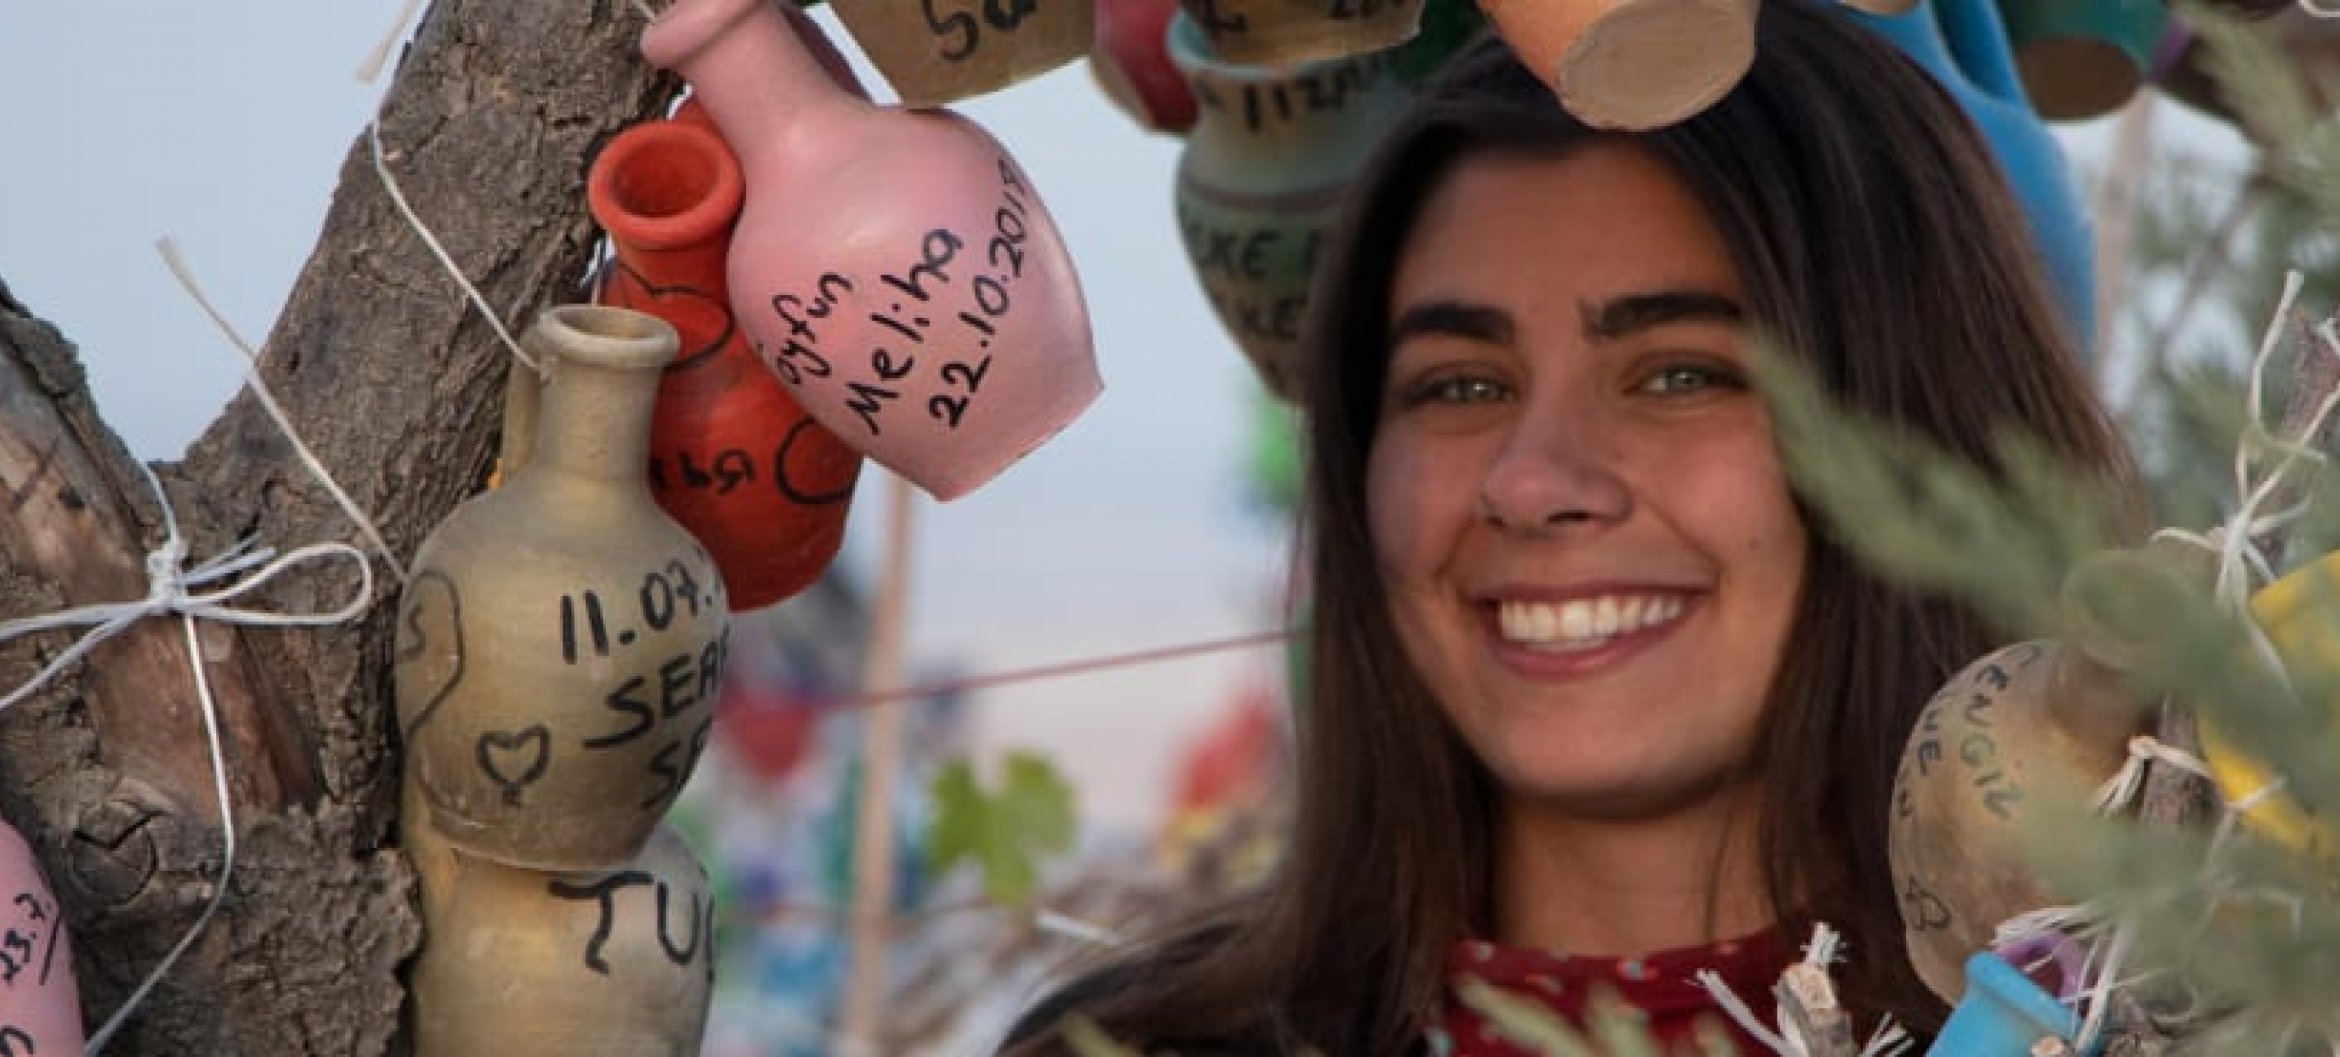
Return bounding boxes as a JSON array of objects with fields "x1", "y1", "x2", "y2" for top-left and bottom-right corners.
[{"x1": 0, "y1": 2, "x2": 1293, "y2": 834}]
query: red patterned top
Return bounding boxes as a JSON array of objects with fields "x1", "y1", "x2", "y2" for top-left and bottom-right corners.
[{"x1": 1434, "y1": 930, "x2": 1793, "y2": 1057}]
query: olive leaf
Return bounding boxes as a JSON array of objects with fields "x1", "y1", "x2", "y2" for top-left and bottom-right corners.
[{"x1": 925, "y1": 750, "x2": 1077, "y2": 908}]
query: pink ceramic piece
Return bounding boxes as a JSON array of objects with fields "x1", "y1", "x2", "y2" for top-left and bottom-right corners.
[
  {"x1": 644, "y1": 0, "x2": 1101, "y2": 501},
  {"x1": 1094, "y1": 0, "x2": 1199, "y2": 133},
  {"x1": 0, "y1": 820, "x2": 84, "y2": 1053}
]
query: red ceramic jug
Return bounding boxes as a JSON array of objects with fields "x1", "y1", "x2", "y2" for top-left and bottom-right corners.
[
  {"x1": 1094, "y1": 0, "x2": 1199, "y2": 133},
  {"x1": 644, "y1": 0, "x2": 1101, "y2": 501},
  {"x1": 588, "y1": 115, "x2": 862, "y2": 612}
]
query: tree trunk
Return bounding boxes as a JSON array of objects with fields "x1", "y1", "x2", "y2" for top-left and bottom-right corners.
[{"x1": 0, "y1": 1, "x2": 668, "y2": 1051}]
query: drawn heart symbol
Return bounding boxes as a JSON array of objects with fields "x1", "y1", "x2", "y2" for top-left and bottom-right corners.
[
  {"x1": 394, "y1": 570, "x2": 466, "y2": 745},
  {"x1": 774, "y1": 416, "x2": 857, "y2": 507},
  {"x1": 477, "y1": 725, "x2": 553, "y2": 807},
  {"x1": 600, "y1": 260, "x2": 735, "y2": 371}
]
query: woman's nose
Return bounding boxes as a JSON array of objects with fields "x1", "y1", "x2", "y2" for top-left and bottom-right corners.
[{"x1": 1477, "y1": 419, "x2": 1631, "y2": 533}]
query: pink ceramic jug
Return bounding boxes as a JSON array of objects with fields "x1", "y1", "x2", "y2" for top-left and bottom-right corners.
[
  {"x1": 1480, "y1": 0, "x2": 1758, "y2": 129},
  {"x1": 643, "y1": 0, "x2": 1101, "y2": 502},
  {"x1": 0, "y1": 819, "x2": 83, "y2": 1054}
]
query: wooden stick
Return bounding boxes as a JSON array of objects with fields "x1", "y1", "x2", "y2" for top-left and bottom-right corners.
[
  {"x1": 1778, "y1": 963, "x2": 1858, "y2": 1057},
  {"x1": 839, "y1": 473, "x2": 918, "y2": 1057},
  {"x1": 2092, "y1": 95, "x2": 2155, "y2": 379}
]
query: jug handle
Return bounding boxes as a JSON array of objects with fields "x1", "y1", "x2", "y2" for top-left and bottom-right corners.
[
  {"x1": 1936, "y1": 0, "x2": 2028, "y2": 105},
  {"x1": 498, "y1": 341, "x2": 557, "y2": 479}
]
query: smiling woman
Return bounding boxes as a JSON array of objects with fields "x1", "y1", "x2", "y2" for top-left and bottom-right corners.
[{"x1": 1001, "y1": 0, "x2": 2136, "y2": 1054}]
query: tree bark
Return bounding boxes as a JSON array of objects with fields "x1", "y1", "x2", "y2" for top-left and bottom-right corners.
[{"x1": 0, "y1": 1, "x2": 668, "y2": 1051}]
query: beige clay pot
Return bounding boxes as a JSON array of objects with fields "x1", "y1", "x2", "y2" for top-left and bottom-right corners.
[
  {"x1": 405, "y1": 798, "x2": 714, "y2": 1057},
  {"x1": 1888, "y1": 638, "x2": 2146, "y2": 1003},
  {"x1": 398, "y1": 306, "x2": 730, "y2": 872}
]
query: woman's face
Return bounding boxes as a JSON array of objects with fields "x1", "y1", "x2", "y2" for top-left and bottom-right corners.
[{"x1": 1367, "y1": 144, "x2": 1808, "y2": 820}]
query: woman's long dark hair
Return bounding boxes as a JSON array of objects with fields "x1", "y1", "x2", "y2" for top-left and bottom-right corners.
[{"x1": 1009, "y1": 0, "x2": 2133, "y2": 1052}]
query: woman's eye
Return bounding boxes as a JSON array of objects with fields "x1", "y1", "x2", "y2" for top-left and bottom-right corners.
[
  {"x1": 1410, "y1": 375, "x2": 1510, "y2": 406},
  {"x1": 1637, "y1": 363, "x2": 1743, "y2": 396}
]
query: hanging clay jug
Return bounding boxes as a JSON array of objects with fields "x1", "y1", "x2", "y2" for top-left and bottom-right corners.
[
  {"x1": 1171, "y1": 10, "x2": 1414, "y2": 398},
  {"x1": 1927, "y1": 951, "x2": 2088, "y2": 1057},
  {"x1": 1095, "y1": 0, "x2": 1201, "y2": 133},
  {"x1": 831, "y1": 0, "x2": 1094, "y2": 107},
  {"x1": 2199, "y1": 549, "x2": 2340, "y2": 862},
  {"x1": 1996, "y1": 0, "x2": 2170, "y2": 120},
  {"x1": 1844, "y1": 0, "x2": 2096, "y2": 352},
  {"x1": 1480, "y1": 0, "x2": 1757, "y2": 130},
  {"x1": 589, "y1": 115, "x2": 863, "y2": 612},
  {"x1": 399, "y1": 305, "x2": 731, "y2": 871},
  {"x1": 644, "y1": 0, "x2": 1101, "y2": 501},
  {"x1": 405, "y1": 794, "x2": 714, "y2": 1057},
  {"x1": 1179, "y1": 0, "x2": 1426, "y2": 67},
  {"x1": 0, "y1": 819, "x2": 83, "y2": 1055},
  {"x1": 1888, "y1": 639, "x2": 2146, "y2": 1004}
]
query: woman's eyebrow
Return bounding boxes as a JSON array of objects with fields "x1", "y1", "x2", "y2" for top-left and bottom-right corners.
[
  {"x1": 1389, "y1": 300, "x2": 1514, "y2": 347},
  {"x1": 1581, "y1": 290, "x2": 1745, "y2": 341}
]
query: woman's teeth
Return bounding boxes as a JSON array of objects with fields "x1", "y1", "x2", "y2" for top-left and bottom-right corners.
[{"x1": 1496, "y1": 595, "x2": 1685, "y2": 650}]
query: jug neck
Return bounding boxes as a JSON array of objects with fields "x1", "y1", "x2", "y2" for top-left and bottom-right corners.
[
  {"x1": 641, "y1": 0, "x2": 863, "y2": 159},
  {"x1": 507, "y1": 306, "x2": 677, "y2": 490},
  {"x1": 588, "y1": 120, "x2": 742, "y2": 293}
]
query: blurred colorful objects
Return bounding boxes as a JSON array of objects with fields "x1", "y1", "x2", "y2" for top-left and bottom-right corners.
[
  {"x1": 1844, "y1": 0, "x2": 2097, "y2": 351},
  {"x1": 1156, "y1": 680, "x2": 1286, "y2": 882}
]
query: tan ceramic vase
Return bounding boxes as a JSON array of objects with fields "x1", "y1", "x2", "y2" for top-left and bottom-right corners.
[
  {"x1": 644, "y1": 0, "x2": 1101, "y2": 501},
  {"x1": 405, "y1": 792, "x2": 714, "y2": 1057},
  {"x1": 1888, "y1": 638, "x2": 2145, "y2": 1004},
  {"x1": 1170, "y1": 10, "x2": 1413, "y2": 398},
  {"x1": 832, "y1": 0, "x2": 1095, "y2": 107},
  {"x1": 1180, "y1": 0, "x2": 1426, "y2": 66},
  {"x1": 1480, "y1": 0, "x2": 1758, "y2": 129},
  {"x1": 398, "y1": 305, "x2": 731, "y2": 871}
]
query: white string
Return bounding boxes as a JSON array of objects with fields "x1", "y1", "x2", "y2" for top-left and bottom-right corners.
[
  {"x1": 2054, "y1": 275, "x2": 2340, "y2": 1054},
  {"x1": 0, "y1": 462, "x2": 371, "y2": 1052},
  {"x1": 1032, "y1": 909, "x2": 1123, "y2": 948},
  {"x1": 2300, "y1": 0, "x2": 2340, "y2": 19},
  {"x1": 354, "y1": 0, "x2": 427, "y2": 83},
  {"x1": 365, "y1": 123, "x2": 544, "y2": 377},
  {"x1": 1693, "y1": 968, "x2": 1793, "y2": 1057},
  {"x1": 157, "y1": 238, "x2": 411, "y2": 588},
  {"x1": 2092, "y1": 733, "x2": 2216, "y2": 813},
  {"x1": 1694, "y1": 923, "x2": 1912, "y2": 1057}
]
